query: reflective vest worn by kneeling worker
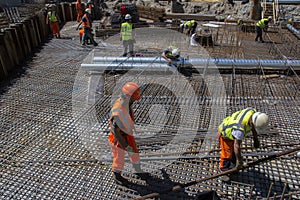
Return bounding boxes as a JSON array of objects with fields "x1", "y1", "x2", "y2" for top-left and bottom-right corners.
[
  {"x1": 218, "y1": 108, "x2": 256, "y2": 140},
  {"x1": 121, "y1": 22, "x2": 133, "y2": 41}
]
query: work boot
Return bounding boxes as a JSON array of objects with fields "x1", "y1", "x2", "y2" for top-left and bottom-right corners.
[
  {"x1": 133, "y1": 163, "x2": 150, "y2": 180},
  {"x1": 219, "y1": 175, "x2": 231, "y2": 183},
  {"x1": 113, "y1": 172, "x2": 129, "y2": 185}
]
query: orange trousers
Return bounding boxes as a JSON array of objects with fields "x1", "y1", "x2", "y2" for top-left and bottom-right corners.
[
  {"x1": 108, "y1": 133, "x2": 140, "y2": 172},
  {"x1": 76, "y1": 10, "x2": 83, "y2": 22},
  {"x1": 50, "y1": 22, "x2": 60, "y2": 36},
  {"x1": 219, "y1": 136, "x2": 236, "y2": 171}
]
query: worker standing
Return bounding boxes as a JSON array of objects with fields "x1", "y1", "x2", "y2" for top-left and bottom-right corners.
[
  {"x1": 108, "y1": 82, "x2": 149, "y2": 185},
  {"x1": 121, "y1": 14, "x2": 135, "y2": 57},
  {"x1": 255, "y1": 16, "x2": 272, "y2": 43},
  {"x1": 218, "y1": 108, "x2": 269, "y2": 181},
  {"x1": 46, "y1": 4, "x2": 61, "y2": 39},
  {"x1": 76, "y1": 0, "x2": 83, "y2": 22},
  {"x1": 87, "y1": 0, "x2": 94, "y2": 20},
  {"x1": 183, "y1": 20, "x2": 198, "y2": 36},
  {"x1": 76, "y1": 8, "x2": 98, "y2": 47}
]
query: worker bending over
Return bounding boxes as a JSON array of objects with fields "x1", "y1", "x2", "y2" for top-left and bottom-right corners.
[
  {"x1": 161, "y1": 46, "x2": 181, "y2": 66},
  {"x1": 108, "y1": 82, "x2": 149, "y2": 185},
  {"x1": 183, "y1": 20, "x2": 198, "y2": 36},
  {"x1": 255, "y1": 16, "x2": 272, "y2": 43},
  {"x1": 218, "y1": 108, "x2": 269, "y2": 181}
]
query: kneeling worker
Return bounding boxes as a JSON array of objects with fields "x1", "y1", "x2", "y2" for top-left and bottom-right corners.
[{"x1": 218, "y1": 108, "x2": 269, "y2": 181}]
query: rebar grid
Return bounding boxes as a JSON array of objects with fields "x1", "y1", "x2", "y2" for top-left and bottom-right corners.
[{"x1": 1, "y1": 22, "x2": 300, "y2": 200}]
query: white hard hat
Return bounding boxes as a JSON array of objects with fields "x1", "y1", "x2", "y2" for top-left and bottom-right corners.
[
  {"x1": 252, "y1": 112, "x2": 269, "y2": 132},
  {"x1": 172, "y1": 48, "x2": 180, "y2": 57},
  {"x1": 125, "y1": 14, "x2": 132, "y2": 20},
  {"x1": 268, "y1": 16, "x2": 272, "y2": 20},
  {"x1": 85, "y1": 8, "x2": 91, "y2": 14}
]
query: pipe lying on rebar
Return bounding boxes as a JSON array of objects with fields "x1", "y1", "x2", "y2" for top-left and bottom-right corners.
[
  {"x1": 286, "y1": 24, "x2": 300, "y2": 39},
  {"x1": 83, "y1": 57, "x2": 300, "y2": 71}
]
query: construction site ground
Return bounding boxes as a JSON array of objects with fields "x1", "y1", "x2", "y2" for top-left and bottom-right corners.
[{"x1": 0, "y1": 20, "x2": 300, "y2": 200}]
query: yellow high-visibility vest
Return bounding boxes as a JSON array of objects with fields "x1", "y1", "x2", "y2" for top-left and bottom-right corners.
[
  {"x1": 256, "y1": 18, "x2": 269, "y2": 28},
  {"x1": 121, "y1": 22, "x2": 133, "y2": 41},
  {"x1": 48, "y1": 11, "x2": 58, "y2": 22},
  {"x1": 218, "y1": 108, "x2": 256, "y2": 140}
]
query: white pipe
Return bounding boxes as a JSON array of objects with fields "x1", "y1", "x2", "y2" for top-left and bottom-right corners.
[
  {"x1": 82, "y1": 57, "x2": 300, "y2": 71},
  {"x1": 286, "y1": 24, "x2": 300, "y2": 39}
]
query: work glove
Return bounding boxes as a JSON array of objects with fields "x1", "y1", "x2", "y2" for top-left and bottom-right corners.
[
  {"x1": 254, "y1": 138, "x2": 260, "y2": 149},
  {"x1": 236, "y1": 160, "x2": 243, "y2": 169}
]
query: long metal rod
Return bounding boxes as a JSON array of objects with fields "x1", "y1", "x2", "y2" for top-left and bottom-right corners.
[{"x1": 134, "y1": 146, "x2": 300, "y2": 200}]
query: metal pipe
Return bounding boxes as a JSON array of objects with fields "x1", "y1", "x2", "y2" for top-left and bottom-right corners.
[
  {"x1": 86, "y1": 57, "x2": 300, "y2": 70},
  {"x1": 286, "y1": 24, "x2": 300, "y2": 40}
]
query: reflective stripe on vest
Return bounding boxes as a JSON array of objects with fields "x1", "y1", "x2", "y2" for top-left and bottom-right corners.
[
  {"x1": 219, "y1": 108, "x2": 256, "y2": 140},
  {"x1": 256, "y1": 18, "x2": 268, "y2": 28},
  {"x1": 109, "y1": 98, "x2": 134, "y2": 135},
  {"x1": 48, "y1": 11, "x2": 58, "y2": 22},
  {"x1": 82, "y1": 14, "x2": 91, "y2": 28},
  {"x1": 121, "y1": 22, "x2": 133, "y2": 41}
]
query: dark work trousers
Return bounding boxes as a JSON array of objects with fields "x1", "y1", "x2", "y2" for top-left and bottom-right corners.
[
  {"x1": 82, "y1": 28, "x2": 98, "y2": 46},
  {"x1": 255, "y1": 26, "x2": 263, "y2": 42}
]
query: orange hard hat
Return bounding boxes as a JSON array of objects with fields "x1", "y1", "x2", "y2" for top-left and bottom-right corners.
[{"x1": 122, "y1": 82, "x2": 141, "y2": 101}]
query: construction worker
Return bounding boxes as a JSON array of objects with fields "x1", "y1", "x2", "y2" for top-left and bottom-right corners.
[
  {"x1": 161, "y1": 46, "x2": 181, "y2": 66},
  {"x1": 87, "y1": 0, "x2": 94, "y2": 20},
  {"x1": 108, "y1": 82, "x2": 148, "y2": 185},
  {"x1": 76, "y1": 0, "x2": 83, "y2": 22},
  {"x1": 183, "y1": 20, "x2": 198, "y2": 36},
  {"x1": 255, "y1": 16, "x2": 272, "y2": 43},
  {"x1": 161, "y1": 46, "x2": 192, "y2": 77},
  {"x1": 76, "y1": 8, "x2": 98, "y2": 46},
  {"x1": 46, "y1": 4, "x2": 61, "y2": 39},
  {"x1": 218, "y1": 108, "x2": 269, "y2": 181},
  {"x1": 121, "y1": 14, "x2": 135, "y2": 57}
]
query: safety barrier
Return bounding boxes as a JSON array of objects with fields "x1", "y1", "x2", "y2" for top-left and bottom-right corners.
[{"x1": 0, "y1": 2, "x2": 84, "y2": 80}]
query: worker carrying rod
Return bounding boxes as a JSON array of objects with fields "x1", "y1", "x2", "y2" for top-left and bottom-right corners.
[
  {"x1": 218, "y1": 108, "x2": 269, "y2": 182},
  {"x1": 108, "y1": 82, "x2": 149, "y2": 185}
]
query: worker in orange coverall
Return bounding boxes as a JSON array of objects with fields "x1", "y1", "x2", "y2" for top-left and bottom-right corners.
[
  {"x1": 76, "y1": 0, "x2": 83, "y2": 22},
  {"x1": 108, "y1": 82, "x2": 149, "y2": 185}
]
